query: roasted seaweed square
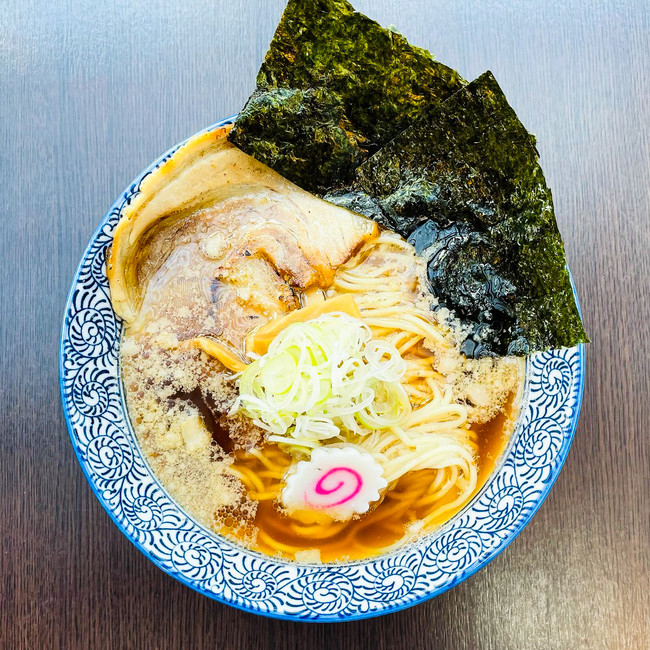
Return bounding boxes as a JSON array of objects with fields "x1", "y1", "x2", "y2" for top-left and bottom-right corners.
[
  {"x1": 229, "y1": 0, "x2": 465, "y2": 193},
  {"x1": 349, "y1": 71, "x2": 588, "y2": 355}
]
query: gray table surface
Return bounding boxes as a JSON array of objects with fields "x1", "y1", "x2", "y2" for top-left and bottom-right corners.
[{"x1": 2, "y1": 0, "x2": 649, "y2": 648}]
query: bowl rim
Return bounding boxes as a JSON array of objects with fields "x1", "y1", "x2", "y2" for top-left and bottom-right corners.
[{"x1": 60, "y1": 117, "x2": 585, "y2": 622}]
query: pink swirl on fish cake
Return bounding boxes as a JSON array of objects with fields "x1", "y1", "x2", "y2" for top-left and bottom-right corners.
[{"x1": 307, "y1": 467, "x2": 363, "y2": 507}]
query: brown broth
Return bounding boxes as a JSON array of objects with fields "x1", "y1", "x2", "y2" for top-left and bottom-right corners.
[{"x1": 219, "y1": 392, "x2": 519, "y2": 563}]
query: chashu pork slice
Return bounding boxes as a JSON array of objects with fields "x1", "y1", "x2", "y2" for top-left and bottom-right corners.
[{"x1": 107, "y1": 125, "x2": 378, "y2": 325}]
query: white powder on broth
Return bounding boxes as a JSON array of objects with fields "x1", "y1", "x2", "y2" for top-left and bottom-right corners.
[{"x1": 120, "y1": 221, "x2": 522, "y2": 560}]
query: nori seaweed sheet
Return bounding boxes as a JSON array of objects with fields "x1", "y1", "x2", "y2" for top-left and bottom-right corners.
[
  {"x1": 228, "y1": 0, "x2": 465, "y2": 193},
  {"x1": 330, "y1": 71, "x2": 588, "y2": 356}
]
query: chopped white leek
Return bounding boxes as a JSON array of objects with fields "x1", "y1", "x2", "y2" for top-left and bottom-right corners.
[{"x1": 232, "y1": 313, "x2": 410, "y2": 448}]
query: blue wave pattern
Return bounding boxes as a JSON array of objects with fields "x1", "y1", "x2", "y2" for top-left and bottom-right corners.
[
  {"x1": 357, "y1": 555, "x2": 419, "y2": 602},
  {"x1": 60, "y1": 118, "x2": 585, "y2": 621},
  {"x1": 170, "y1": 537, "x2": 223, "y2": 581},
  {"x1": 300, "y1": 573, "x2": 352, "y2": 615}
]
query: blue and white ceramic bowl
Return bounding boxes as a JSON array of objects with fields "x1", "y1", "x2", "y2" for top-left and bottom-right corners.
[{"x1": 60, "y1": 118, "x2": 585, "y2": 621}]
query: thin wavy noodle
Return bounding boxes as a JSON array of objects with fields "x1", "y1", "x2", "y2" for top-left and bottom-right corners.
[{"x1": 217, "y1": 234, "x2": 521, "y2": 562}]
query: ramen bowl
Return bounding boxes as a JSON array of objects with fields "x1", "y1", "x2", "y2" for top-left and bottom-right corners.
[{"x1": 60, "y1": 118, "x2": 585, "y2": 621}]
